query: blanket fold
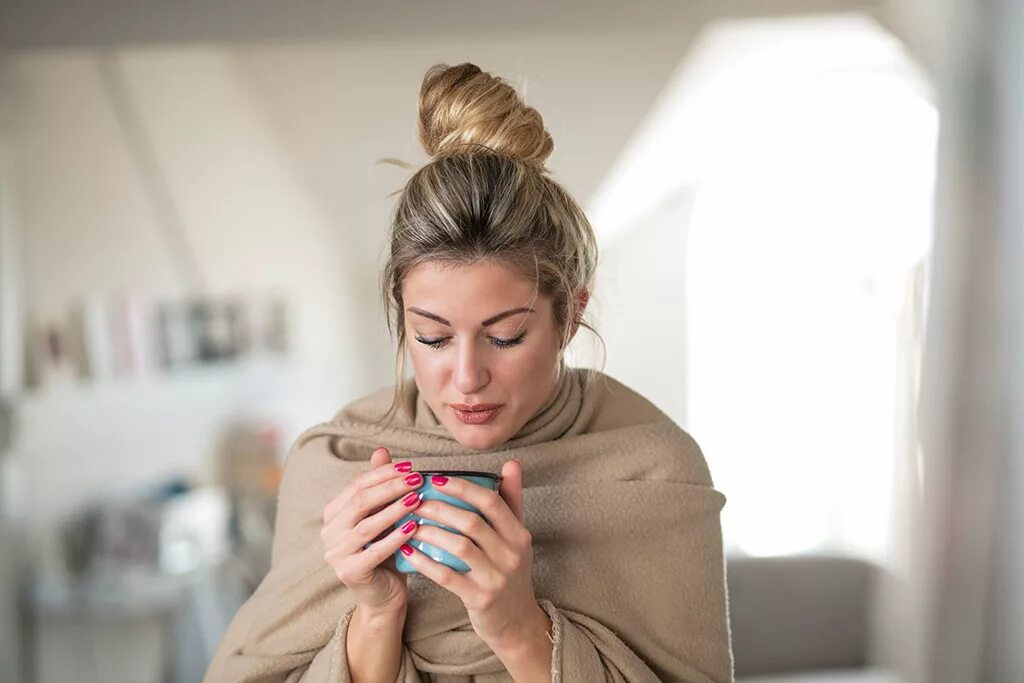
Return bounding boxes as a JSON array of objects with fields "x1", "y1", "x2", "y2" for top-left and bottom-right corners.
[{"x1": 205, "y1": 365, "x2": 734, "y2": 682}]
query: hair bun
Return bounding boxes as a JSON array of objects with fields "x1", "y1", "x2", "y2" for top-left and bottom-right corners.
[{"x1": 417, "y1": 62, "x2": 553, "y2": 168}]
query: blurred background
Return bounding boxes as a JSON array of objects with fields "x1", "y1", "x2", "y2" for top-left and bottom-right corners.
[{"x1": 0, "y1": 1, "x2": 1021, "y2": 682}]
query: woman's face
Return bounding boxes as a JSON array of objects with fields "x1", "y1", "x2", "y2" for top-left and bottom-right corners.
[{"x1": 402, "y1": 259, "x2": 570, "y2": 450}]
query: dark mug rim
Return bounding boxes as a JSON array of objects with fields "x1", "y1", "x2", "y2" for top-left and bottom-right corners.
[{"x1": 418, "y1": 469, "x2": 503, "y2": 482}]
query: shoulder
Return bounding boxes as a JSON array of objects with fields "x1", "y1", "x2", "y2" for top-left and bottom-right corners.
[
  {"x1": 583, "y1": 368, "x2": 715, "y2": 486},
  {"x1": 330, "y1": 380, "x2": 410, "y2": 427},
  {"x1": 281, "y1": 378, "x2": 415, "y2": 468},
  {"x1": 289, "y1": 380, "x2": 407, "y2": 449},
  {"x1": 580, "y1": 368, "x2": 675, "y2": 431}
]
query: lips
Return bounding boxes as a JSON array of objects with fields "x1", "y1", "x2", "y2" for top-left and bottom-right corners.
[
  {"x1": 451, "y1": 403, "x2": 503, "y2": 425},
  {"x1": 450, "y1": 403, "x2": 502, "y2": 412}
]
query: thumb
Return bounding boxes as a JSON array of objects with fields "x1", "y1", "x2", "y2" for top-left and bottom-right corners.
[
  {"x1": 499, "y1": 458, "x2": 525, "y2": 524},
  {"x1": 370, "y1": 446, "x2": 392, "y2": 469},
  {"x1": 367, "y1": 447, "x2": 396, "y2": 543}
]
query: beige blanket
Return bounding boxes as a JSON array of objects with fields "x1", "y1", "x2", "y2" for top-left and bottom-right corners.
[{"x1": 205, "y1": 365, "x2": 734, "y2": 682}]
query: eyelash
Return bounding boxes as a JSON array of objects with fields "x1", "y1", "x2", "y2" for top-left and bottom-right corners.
[{"x1": 414, "y1": 334, "x2": 526, "y2": 350}]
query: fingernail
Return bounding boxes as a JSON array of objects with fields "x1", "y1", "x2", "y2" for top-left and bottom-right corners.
[
  {"x1": 394, "y1": 461, "x2": 413, "y2": 473},
  {"x1": 401, "y1": 519, "x2": 418, "y2": 534},
  {"x1": 430, "y1": 475, "x2": 448, "y2": 486},
  {"x1": 402, "y1": 491, "x2": 422, "y2": 507},
  {"x1": 405, "y1": 473, "x2": 423, "y2": 486},
  {"x1": 400, "y1": 544, "x2": 414, "y2": 556}
]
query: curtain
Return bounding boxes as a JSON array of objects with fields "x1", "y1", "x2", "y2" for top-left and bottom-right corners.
[{"x1": 911, "y1": 0, "x2": 1024, "y2": 680}]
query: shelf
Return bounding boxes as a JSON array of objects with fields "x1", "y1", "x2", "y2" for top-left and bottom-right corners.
[{"x1": 18, "y1": 355, "x2": 297, "y2": 410}]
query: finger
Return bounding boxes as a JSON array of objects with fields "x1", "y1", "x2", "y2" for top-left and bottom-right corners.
[
  {"x1": 324, "y1": 446, "x2": 393, "y2": 523},
  {"x1": 411, "y1": 523, "x2": 503, "y2": 585},
  {"x1": 369, "y1": 446, "x2": 392, "y2": 470},
  {"x1": 324, "y1": 492, "x2": 413, "y2": 555},
  {"x1": 397, "y1": 542, "x2": 473, "y2": 599},
  {"x1": 425, "y1": 475, "x2": 521, "y2": 542},
  {"x1": 323, "y1": 471, "x2": 425, "y2": 545},
  {"x1": 363, "y1": 446, "x2": 398, "y2": 516},
  {"x1": 341, "y1": 513, "x2": 423, "y2": 579},
  {"x1": 415, "y1": 499, "x2": 513, "y2": 567},
  {"x1": 499, "y1": 459, "x2": 525, "y2": 524},
  {"x1": 323, "y1": 447, "x2": 413, "y2": 524},
  {"x1": 327, "y1": 483, "x2": 424, "y2": 556}
]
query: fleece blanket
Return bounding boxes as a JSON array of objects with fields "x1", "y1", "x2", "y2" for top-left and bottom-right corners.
[{"x1": 205, "y1": 364, "x2": 734, "y2": 682}]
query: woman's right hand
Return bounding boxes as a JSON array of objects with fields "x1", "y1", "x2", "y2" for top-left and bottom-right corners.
[{"x1": 321, "y1": 446, "x2": 425, "y2": 613}]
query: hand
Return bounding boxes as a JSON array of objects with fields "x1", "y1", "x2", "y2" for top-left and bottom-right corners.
[
  {"x1": 402, "y1": 458, "x2": 540, "y2": 648},
  {"x1": 321, "y1": 446, "x2": 427, "y2": 613}
]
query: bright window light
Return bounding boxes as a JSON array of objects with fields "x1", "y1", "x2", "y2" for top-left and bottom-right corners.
[{"x1": 589, "y1": 13, "x2": 938, "y2": 559}]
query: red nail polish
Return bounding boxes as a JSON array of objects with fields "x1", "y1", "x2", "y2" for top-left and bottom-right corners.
[
  {"x1": 400, "y1": 544, "x2": 414, "y2": 556},
  {"x1": 431, "y1": 475, "x2": 448, "y2": 486},
  {"x1": 401, "y1": 520, "x2": 418, "y2": 534},
  {"x1": 405, "y1": 473, "x2": 423, "y2": 486},
  {"x1": 402, "y1": 492, "x2": 422, "y2": 507},
  {"x1": 394, "y1": 461, "x2": 413, "y2": 473}
]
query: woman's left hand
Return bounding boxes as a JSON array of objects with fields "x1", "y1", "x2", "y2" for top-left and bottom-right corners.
[{"x1": 404, "y1": 458, "x2": 540, "y2": 648}]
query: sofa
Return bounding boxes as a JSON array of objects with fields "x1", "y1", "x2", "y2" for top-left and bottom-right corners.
[{"x1": 727, "y1": 554, "x2": 904, "y2": 683}]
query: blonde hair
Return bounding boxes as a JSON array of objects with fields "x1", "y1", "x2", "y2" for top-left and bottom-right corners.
[{"x1": 373, "y1": 62, "x2": 606, "y2": 429}]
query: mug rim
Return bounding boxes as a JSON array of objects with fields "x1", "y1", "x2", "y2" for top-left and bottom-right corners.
[{"x1": 417, "y1": 469, "x2": 503, "y2": 482}]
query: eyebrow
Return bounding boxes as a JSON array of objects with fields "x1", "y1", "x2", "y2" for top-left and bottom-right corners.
[{"x1": 406, "y1": 306, "x2": 535, "y2": 327}]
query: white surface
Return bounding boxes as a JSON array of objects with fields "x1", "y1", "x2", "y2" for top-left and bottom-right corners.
[
  {"x1": 12, "y1": 359, "x2": 298, "y2": 535},
  {"x1": 33, "y1": 613, "x2": 169, "y2": 683},
  {"x1": 738, "y1": 666, "x2": 905, "y2": 683}
]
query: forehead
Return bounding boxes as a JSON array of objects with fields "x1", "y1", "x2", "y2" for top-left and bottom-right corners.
[{"x1": 402, "y1": 260, "x2": 539, "y2": 311}]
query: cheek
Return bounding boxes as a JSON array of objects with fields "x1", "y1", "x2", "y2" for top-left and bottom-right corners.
[
  {"x1": 408, "y1": 345, "x2": 445, "y2": 377},
  {"x1": 494, "y1": 344, "x2": 557, "y2": 391},
  {"x1": 404, "y1": 342, "x2": 429, "y2": 379}
]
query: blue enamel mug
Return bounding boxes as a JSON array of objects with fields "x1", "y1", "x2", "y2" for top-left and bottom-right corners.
[{"x1": 395, "y1": 470, "x2": 503, "y2": 574}]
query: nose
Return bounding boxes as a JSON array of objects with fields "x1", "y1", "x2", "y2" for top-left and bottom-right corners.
[{"x1": 453, "y1": 338, "x2": 489, "y2": 396}]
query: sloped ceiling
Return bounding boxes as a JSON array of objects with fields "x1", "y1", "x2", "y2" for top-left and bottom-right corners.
[{"x1": 1, "y1": 0, "x2": 890, "y2": 49}]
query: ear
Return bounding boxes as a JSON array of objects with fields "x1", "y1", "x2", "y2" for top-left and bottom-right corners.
[{"x1": 569, "y1": 287, "x2": 590, "y2": 338}]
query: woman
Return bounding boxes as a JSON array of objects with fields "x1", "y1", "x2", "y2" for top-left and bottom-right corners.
[{"x1": 205, "y1": 62, "x2": 734, "y2": 683}]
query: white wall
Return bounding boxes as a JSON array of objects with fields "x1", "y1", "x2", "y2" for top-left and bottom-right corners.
[
  {"x1": 0, "y1": 5, "x2": 923, "y2": 566},
  {"x1": 1, "y1": 31, "x2": 705, "y2": 567},
  {"x1": 5, "y1": 50, "x2": 359, "y2": 564},
  {"x1": 588, "y1": 188, "x2": 696, "y2": 424},
  {"x1": 0, "y1": 5, "x2": 932, "y2": 681}
]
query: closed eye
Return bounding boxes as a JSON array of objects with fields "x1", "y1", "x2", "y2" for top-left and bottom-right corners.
[{"x1": 414, "y1": 334, "x2": 526, "y2": 350}]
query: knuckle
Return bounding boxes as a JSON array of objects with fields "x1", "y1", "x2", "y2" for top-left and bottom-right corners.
[
  {"x1": 454, "y1": 536, "x2": 474, "y2": 556},
  {"x1": 507, "y1": 553, "x2": 522, "y2": 572},
  {"x1": 465, "y1": 515, "x2": 485, "y2": 535},
  {"x1": 481, "y1": 490, "x2": 500, "y2": 513},
  {"x1": 335, "y1": 557, "x2": 362, "y2": 586},
  {"x1": 353, "y1": 518, "x2": 374, "y2": 542},
  {"x1": 483, "y1": 571, "x2": 504, "y2": 591}
]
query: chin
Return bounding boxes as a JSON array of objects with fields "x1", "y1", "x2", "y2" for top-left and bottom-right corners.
[{"x1": 451, "y1": 424, "x2": 509, "y2": 451}]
